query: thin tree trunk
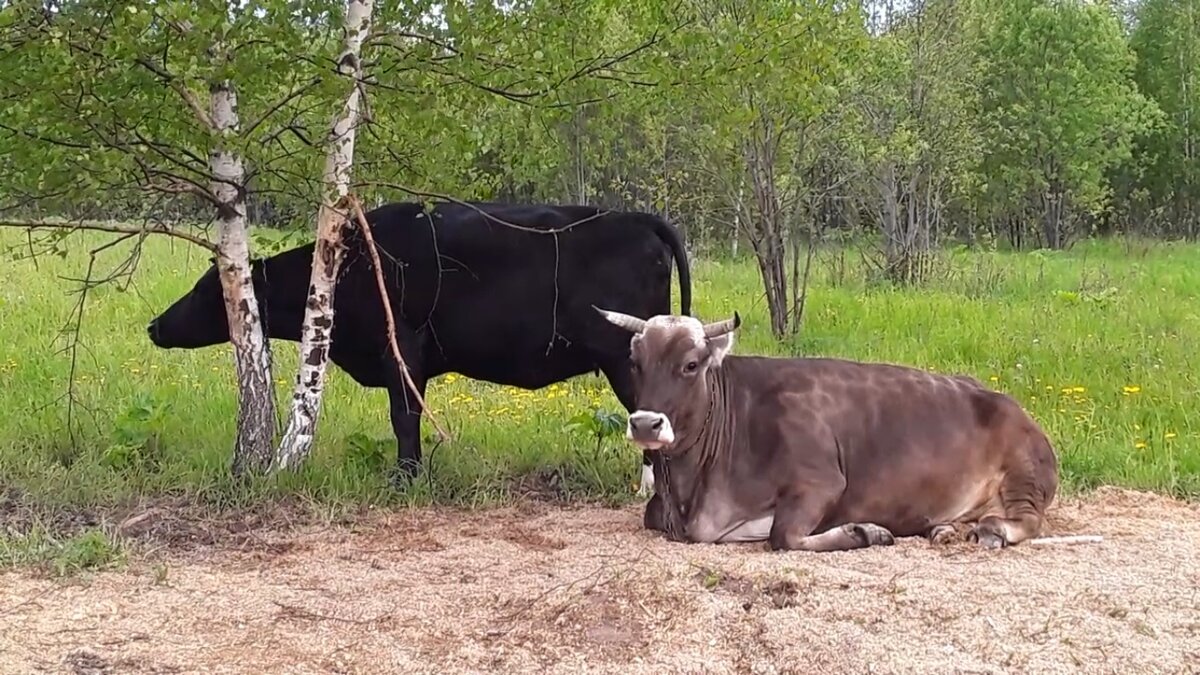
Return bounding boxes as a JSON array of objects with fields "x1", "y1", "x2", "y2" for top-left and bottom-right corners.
[
  {"x1": 209, "y1": 79, "x2": 277, "y2": 475},
  {"x1": 274, "y1": 0, "x2": 375, "y2": 470}
]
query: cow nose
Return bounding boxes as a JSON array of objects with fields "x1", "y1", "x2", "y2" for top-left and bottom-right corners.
[{"x1": 627, "y1": 410, "x2": 675, "y2": 446}]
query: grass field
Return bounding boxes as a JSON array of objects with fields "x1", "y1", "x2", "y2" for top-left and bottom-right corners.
[{"x1": 2, "y1": 228, "x2": 1198, "y2": 518}]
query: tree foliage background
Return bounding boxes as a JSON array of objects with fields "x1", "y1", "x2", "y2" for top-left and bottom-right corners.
[{"x1": 0, "y1": 0, "x2": 1192, "y2": 332}]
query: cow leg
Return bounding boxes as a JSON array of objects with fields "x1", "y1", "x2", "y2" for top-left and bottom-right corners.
[
  {"x1": 968, "y1": 439, "x2": 1056, "y2": 549},
  {"x1": 779, "y1": 523, "x2": 897, "y2": 553},
  {"x1": 769, "y1": 485, "x2": 896, "y2": 553},
  {"x1": 598, "y1": 360, "x2": 656, "y2": 499},
  {"x1": 643, "y1": 486, "x2": 667, "y2": 531},
  {"x1": 384, "y1": 334, "x2": 428, "y2": 486}
]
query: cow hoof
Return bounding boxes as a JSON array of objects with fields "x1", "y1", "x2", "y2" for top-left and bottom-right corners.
[
  {"x1": 848, "y1": 523, "x2": 895, "y2": 547},
  {"x1": 968, "y1": 526, "x2": 1008, "y2": 550},
  {"x1": 929, "y1": 524, "x2": 958, "y2": 546},
  {"x1": 389, "y1": 460, "x2": 422, "y2": 489}
]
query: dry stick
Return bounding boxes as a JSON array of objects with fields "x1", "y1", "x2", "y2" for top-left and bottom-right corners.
[
  {"x1": 1027, "y1": 535, "x2": 1104, "y2": 546},
  {"x1": 348, "y1": 194, "x2": 450, "y2": 442}
]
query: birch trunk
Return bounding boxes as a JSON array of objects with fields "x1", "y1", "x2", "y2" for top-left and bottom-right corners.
[
  {"x1": 274, "y1": 0, "x2": 374, "y2": 470},
  {"x1": 209, "y1": 79, "x2": 277, "y2": 475}
]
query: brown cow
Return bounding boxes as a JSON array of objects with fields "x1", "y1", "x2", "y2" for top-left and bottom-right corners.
[{"x1": 596, "y1": 308, "x2": 1061, "y2": 552}]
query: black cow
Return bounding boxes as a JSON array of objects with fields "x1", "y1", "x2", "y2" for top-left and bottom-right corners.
[{"x1": 147, "y1": 201, "x2": 691, "y2": 492}]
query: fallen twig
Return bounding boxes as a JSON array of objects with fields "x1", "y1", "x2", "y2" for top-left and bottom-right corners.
[
  {"x1": 272, "y1": 600, "x2": 392, "y2": 626},
  {"x1": 1027, "y1": 535, "x2": 1104, "y2": 546},
  {"x1": 348, "y1": 194, "x2": 450, "y2": 442}
]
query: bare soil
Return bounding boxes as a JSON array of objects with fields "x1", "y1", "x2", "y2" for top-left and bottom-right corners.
[{"x1": 2, "y1": 486, "x2": 1199, "y2": 675}]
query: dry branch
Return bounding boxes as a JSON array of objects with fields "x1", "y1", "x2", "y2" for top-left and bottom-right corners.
[
  {"x1": 1027, "y1": 535, "x2": 1104, "y2": 546},
  {"x1": 348, "y1": 194, "x2": 450, "y2": 442},
  {"x1": 0, "y1": 219, "x2": 217, "y2": 252}
]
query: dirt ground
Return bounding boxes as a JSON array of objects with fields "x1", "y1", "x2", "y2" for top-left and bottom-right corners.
[{"x1": 1, "y1": 486, "x2": 1198, "y2": 675}]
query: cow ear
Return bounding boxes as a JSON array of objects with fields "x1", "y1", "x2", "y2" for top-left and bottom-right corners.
[{"x1": 707, "y1": 331, "x2": 735, "y2": 366}]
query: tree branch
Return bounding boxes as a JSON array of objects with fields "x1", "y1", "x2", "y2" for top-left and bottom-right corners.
[
  {"x1": 132, "y1": 56, "x2": 215, "y2": 129},
  {"x1": 0, "y1": 219, "x2": 217, "y2": 251},
  {"x1": 348, "y1": 195, "x2": 450, "y2": 442}
]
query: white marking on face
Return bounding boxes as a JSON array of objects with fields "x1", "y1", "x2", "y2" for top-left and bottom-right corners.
[
  {"x1": 626, "y1": 409, "x2": 674, "y2": 449},
  {"x1": 643, "y1": 315, "x2": 706, "y2": 349},
  {"x1": 637, "y1": 464, "x2": 655, "y2": 497},
  {"x1": 639, "y1": 315, "x2": 736, "y2": 365}
]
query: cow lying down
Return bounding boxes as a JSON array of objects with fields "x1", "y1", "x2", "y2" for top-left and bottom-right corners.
[{"x1": 597, "y1": 308, "x2": 1094, "y2": 552}]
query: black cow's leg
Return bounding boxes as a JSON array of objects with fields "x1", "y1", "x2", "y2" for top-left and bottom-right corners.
[{"x1": 384, "y1": 334, "x2": 427, "y2": 486}]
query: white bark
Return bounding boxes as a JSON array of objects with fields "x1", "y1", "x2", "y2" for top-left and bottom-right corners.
[
  {"x1": 274, "y1": 0, "x2": 375, "y2": 470},
  {"x1": 209, "y1": 78, "x2": 277, "y2": 475}
]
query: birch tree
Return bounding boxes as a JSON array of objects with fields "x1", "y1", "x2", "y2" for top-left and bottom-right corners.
[
  {"x1": 209, "y1": 76, "x2": 278, "y2": 475},
  {"x1": 274, "y1": 0, "x2": 374, "y2": 470},
  {"x1": 0, "y1": 1, "x2": 332, "y2": 473}
]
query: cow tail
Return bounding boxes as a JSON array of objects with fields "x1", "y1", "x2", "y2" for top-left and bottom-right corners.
[{"x1": 650, "y1": 216, "x2": 692, "y2": 317}]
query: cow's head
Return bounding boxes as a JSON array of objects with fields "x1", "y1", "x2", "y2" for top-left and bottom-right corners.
[
  {"x1": 147, "y1": 256, "x2": 271, "y2": 349},
  {"x1": 595, "y1": 307, "x2": 740, "y2": 453}
]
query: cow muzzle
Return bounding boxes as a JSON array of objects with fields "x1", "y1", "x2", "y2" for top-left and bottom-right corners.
[
  {"x1": 627, "y1": 410, "x2": 675, "y2": 450},
  {"x1": 146, "y1": 318, "x2": 166, "y2": 348}
]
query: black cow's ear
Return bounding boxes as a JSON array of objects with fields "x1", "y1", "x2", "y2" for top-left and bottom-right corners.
[{"x1": 208, "y1": 255, "x2": 217, "y2": 265}]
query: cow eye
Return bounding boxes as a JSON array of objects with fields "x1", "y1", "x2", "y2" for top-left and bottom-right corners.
[{"x1": 684, "y1": 360, "x2": 699, "y2": 373}]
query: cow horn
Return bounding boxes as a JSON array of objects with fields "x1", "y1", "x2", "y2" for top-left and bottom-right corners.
[
  {"x1": 594, "y1": 306, "x2": 647, "y2": 334},
  {"x1": 702, "y1": 312, "x2": 741, "y2": 338}
]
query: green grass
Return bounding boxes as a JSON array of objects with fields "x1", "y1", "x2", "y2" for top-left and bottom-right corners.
[
  {"x1": 0, "y1": 525, "x2": 125, "y2": 577},
  {"x1": 1, "y1": 229, "x2": 1198, "y2": 515}
]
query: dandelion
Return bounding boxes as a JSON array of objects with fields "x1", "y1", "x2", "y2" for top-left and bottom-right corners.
[
  {"x1": 989, "y1": 376, "x2": 999, "y2": 382},
  {"x1": 1122, "y1": 385, "x2": 1141, "y2": 395},
  {"x1": 1165, "y1": 432, "x2": 1177, "y2": 440},
  {"x1": 1134, "y1": 440, "x2": 1147, "y2": 449}
]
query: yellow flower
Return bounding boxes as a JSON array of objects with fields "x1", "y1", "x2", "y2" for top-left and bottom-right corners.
[
  {"x1": 989, "y1": 376, "x2": 999, "y2": 382},
  {"x1": 1134, "y1": 440, "x2": 1147, "y2": 449},
  {"x1": 1072, "y1": 386, "x2": 1085, "y2": 394},
  {"x1": 1165, "y1": 432, "x2": 1177, "y2": 440},
  {"x1": 1122, "y1": 385, "x2": 1141, "y2": 395}
]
